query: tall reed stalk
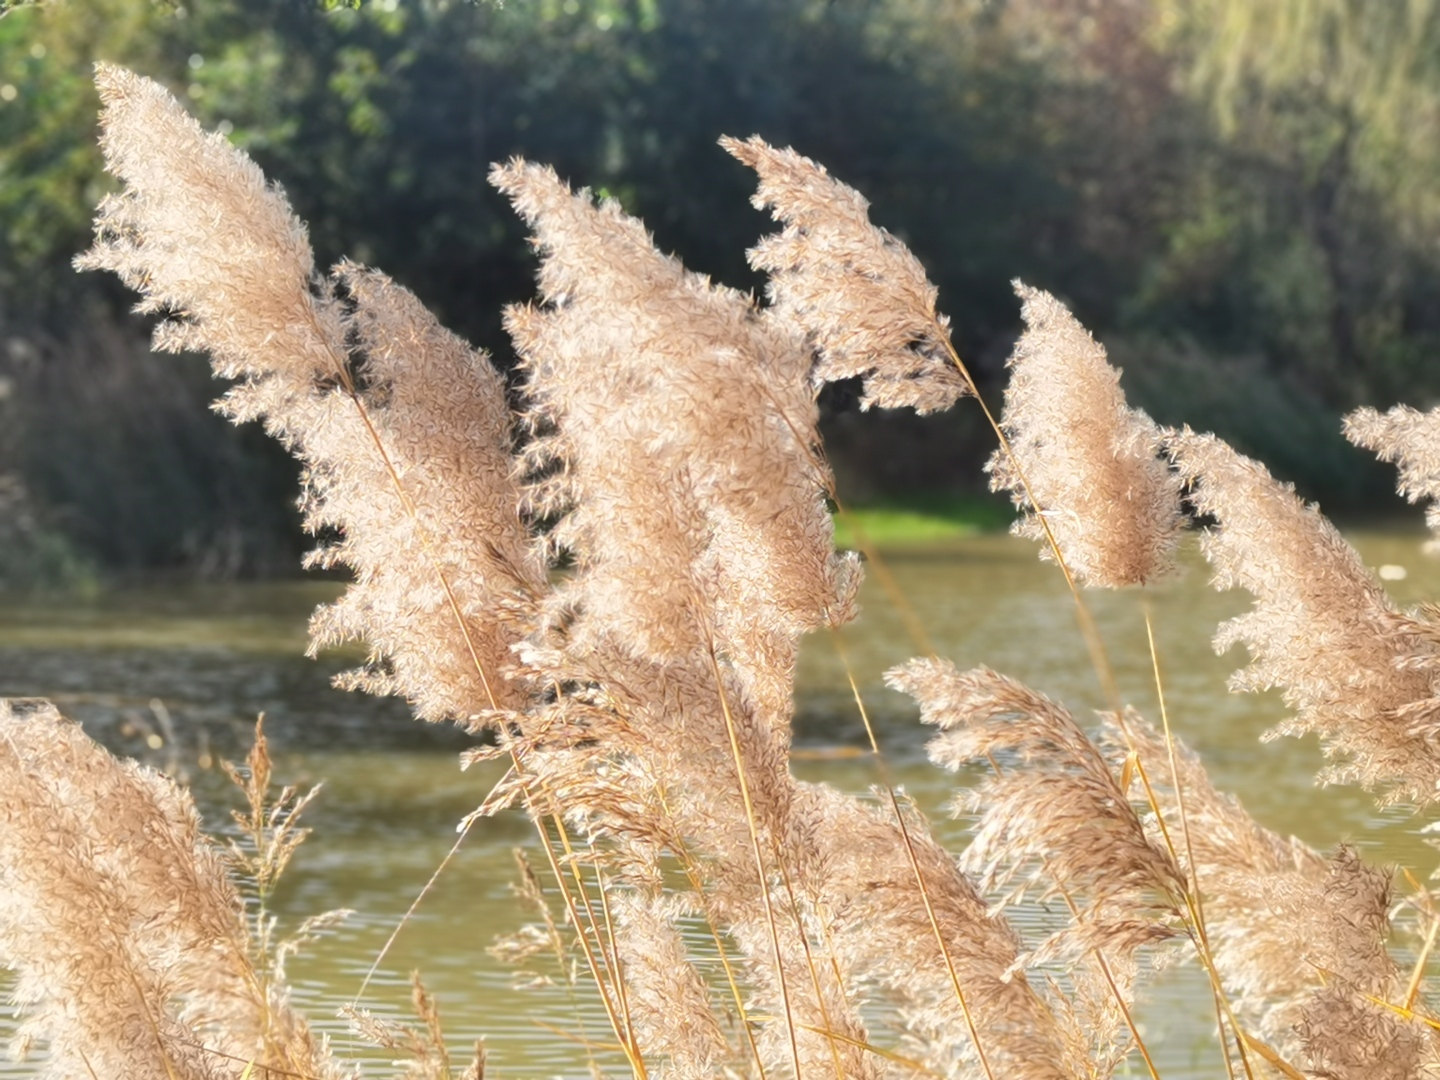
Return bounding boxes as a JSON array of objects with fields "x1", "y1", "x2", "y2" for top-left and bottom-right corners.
[{"x1": 3, "y1": 64, "x2": 1440, "y2": 1079}]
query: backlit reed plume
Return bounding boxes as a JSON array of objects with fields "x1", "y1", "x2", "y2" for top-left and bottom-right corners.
[
  {"x1": 1117, "y1": 714, "x2": 1433, "y2": 1076},
  {"x1": 76, "y1": 64, "x2": 540, "y2": 724},
  {"x1": 793, "y1": 783, "x2": 1089, "y2": 1080},
  {"x1": 893, "y1": 660, "x2": 1185, "y2": 963},
  {"x1": 987, "y1": 284, "x2": 1183, "y2": 588},
  {"x1": 889, "y1": 658, "x2": 1205, "y2": 1077},
  {"x1": 0, "y1": 701, "x2": 342, "y2": 1080},
  {"x1": 492, "y1": 159, "x2": 884, "y2": 1079},
  {"x1": 1167, "y1": 428, "x2": 1440, "y2": 803},
  {"x1": 1347, "y1": 404, "x2": 1440, "y2": 544},
  {"x1": 722, "y1": 135, "x2": 969, "y2": 414},
  {"x1": 491, "y1": 157, "x2": 856, "y2": 715},
  {"x1": 610, "y1": 892, "x2": 730, "y2": 1080}
]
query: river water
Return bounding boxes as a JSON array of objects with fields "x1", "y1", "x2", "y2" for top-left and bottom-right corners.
[{"x1": 2, "y1": 531, "x2": 1437, "y2": 1076}]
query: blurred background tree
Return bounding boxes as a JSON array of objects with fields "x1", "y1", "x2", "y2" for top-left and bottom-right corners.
[{"x1": 1, "y1": 0, "x2": 1436, "y2": 583}]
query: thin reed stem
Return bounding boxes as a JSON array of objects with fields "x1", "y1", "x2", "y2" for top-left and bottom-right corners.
[
  {"x1": 654, "y1": 784, "x2": 770, "y2": 1079},
  {"x1": 1144, "y1": 606, "x2": 1239, "y2": 1080},
  {"x1": 829, "y1": 629, "x2": 998, "y2": 1080},
  {"x1": 353, "y1": 817, "x2": 476, "y2": 1007},
  {"x1": 591, "y1": 853, "x2": 638, "y2": 1063},
  {"x1": 537, "y1": 811, "x2": 647, "y2": 1080},
  {"x1": 771, "y1": 838, "x2": 847, "y2": 1080},
  {"x1": 704, "y1": 641, "x2": 803, "y2": 1080}
]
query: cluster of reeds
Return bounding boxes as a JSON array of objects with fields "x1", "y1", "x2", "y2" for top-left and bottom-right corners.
[{"x1": 6, "y1": 64, "x2": 1440, "y2": 1077}]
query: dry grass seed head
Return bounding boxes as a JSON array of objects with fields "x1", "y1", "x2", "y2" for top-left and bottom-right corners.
[
  {"x1": 298, "y1": 263, "x2": 542, "y2": 720},
  {"x1": 0, "y1": 702, "x2": 342, "y2": 1079},
  {"x1": 492, "y1": 157, "x2": 857, "y2": 721},
  {"x1": 79, "y1": 67, "x2": 538, "y2": 725},
  {"x1": 723, "y1": 135, "x2": 968, "y2": 415},
  {"x1": 1346, "y1": 404, "x2": 1440, "y2": 544},
  {"x1": 891, "y1": 659, "x2": 1185, "y2": 961},
  {"x1": 987, "y1": 284, "x2": 1183, "y2": 588},
  {"x1": 609, "y1": 891, "x2": 731, "y2": 1080},
  {"x1": 76, "y1": 64, "x2": 341, "y2": 385},
  {"x1": 1167, "y1": 427, "x2": 1440, "y2": 803},
  {"x1": 791, "y1": 784, "x2": 1086, "y2": 1080},
  {"x1": 1110, "y1": 713, "x2": 1430, "y2": 1069}
]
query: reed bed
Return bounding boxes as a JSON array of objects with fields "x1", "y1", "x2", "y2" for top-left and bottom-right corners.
[{"x1": 4, "y1": 64, "x2": 1440, "y2": 1078}]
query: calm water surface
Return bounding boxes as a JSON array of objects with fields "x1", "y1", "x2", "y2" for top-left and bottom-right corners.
[{"x1": 2, "y1": 532, "x2": 1438, "y2": 1076}]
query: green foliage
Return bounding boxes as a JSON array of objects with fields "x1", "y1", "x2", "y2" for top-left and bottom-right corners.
[
  {"x1": 832, "y1": 493, "x2": 1014, "y2": 549},
  {"x1": 4, "y1": 0, "x2": 1440, "y2": 581}
]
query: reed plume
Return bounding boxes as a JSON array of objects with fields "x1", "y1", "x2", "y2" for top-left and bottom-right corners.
[
  {"x1": 77, "y1": 64, "x2": 540, "y2": 725},
  {"x1": 987, "y1": 284, "x2": 1183, "y2": 588},
  {"x1": 889, "y1": 660, "x2": 1198, "y2": 1076},
  {"x1": 1347, "y1": 404, "x2": 1440, "y2": 544},
  {"x1": 1167, "y1": 428, "x2": 1440, "y2": 804},
  {"x1": 491, "y1": 157, "x2": 856, "y2": 718},
  {"x1": 0, "y1": 701, "x2": 342, "y2": 1079},
  {"x1": 723, "y1": 135, "x2": 969, "y2": 415},
  {"x1": 1115, "y1": 713, "x2": 1433, "y2": 1073},
  {"x1": 609, "y1": 891, "x2": 730, "y2": 1080},
  {"x1": 793, "y1": 783, "x2": 1087, "y2": 1080},
  {"x1": 894, "y1": 660, "x2": 1184, "y2": 961}
]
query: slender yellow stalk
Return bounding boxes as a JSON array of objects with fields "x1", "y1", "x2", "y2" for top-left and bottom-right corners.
[
  {"x1": 795, "y1": 1025, "x2": 948, "y2": 1079},
  {"x1": 535, "y1": 812, "x2": 647, "y2": 1080},
  {"x1": 771, "y1": 840, "x2": 848, "y2": 1080},
  {"x1": 705, "y1": 642, "x2": 803, "y2": 1080},
  {"x1": 1090, "y1": 951, "x2": 1160, "y2": 1080},
  {"x1": 1405, "y1": 912, "x2": 1440, "y2": 1012},
  {"x1": 653, "y1": 784, "x2": 769, "y2": 1080},
  {"x1": 830, "y1": 633, "x2": 998, "y2": 1080},
  {"x1": 592, "y1": 856, "x2": 635, "y2": 1048},
  {"x1": 1144, "y1": 607, "x2": 1239, "y2": 1080},
  {"x1": 354, "y1": 817, "x2": 476, "y2": 1006}
]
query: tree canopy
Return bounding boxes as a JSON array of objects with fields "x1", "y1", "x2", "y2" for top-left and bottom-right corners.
[{"x1": 3, "y1": 0, "x2": 1438, "y2": 576}]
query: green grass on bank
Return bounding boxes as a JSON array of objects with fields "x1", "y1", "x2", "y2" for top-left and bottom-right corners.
[{"x1": 832, "y1": 493, "x2": 1015, "y2": 549}]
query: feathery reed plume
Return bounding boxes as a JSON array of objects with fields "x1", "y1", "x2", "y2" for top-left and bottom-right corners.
[
  {"x1": 898, "y1": 659, "x2": 1180, "y2": 938},
  {"x1": 893, "y1": 660, "x2": 1185, "y2": 952},
  {"x1": 492, "y1": 159, "x2": 879, "y2": 1078},
  {"x1": 491, "y1": 157, "x2": 856, "y2": 718},
  {"x1": 794, "y1": 783, "x2": 1086, "y2": 1080},
  {"x1": 722, "y1": 135, "x2": 968, "y2": 415},
  {"x1": 77, "y1": 66, "x2": 539, "y2": 723},
  {"x1": 1128, "y1": 720, "x2": 1434, "y2": 1075},
  {"x1": 609, "y1": 892, "x2": 729, "y2": 1080},
  {"x1": 72, "y1": 66, "x2": 340, "y2": 387},
  {"x1": 0, "y1": 701, "x2": 343, "y2": 1079},
  {"x1": 987, "y1": 284, "x2": 1183, "y2": 588},
  {"x1": 1346, "y1": 404, "x2": 1440, "y2": 544},
  {"x1": 889, "y1": 660, "x2": 1193, "y2": 1077},
  {"x1": 295, "y1": 262, "x2": 542, "y2": 722},
  {"x1": 1167, "y1": 428, "x2": 1440, "y2": 803}
]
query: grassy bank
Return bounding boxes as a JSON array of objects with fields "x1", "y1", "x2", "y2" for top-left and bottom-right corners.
[{"x1": 832, "y1": 492, "x2": 1015, "y2": 548}]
